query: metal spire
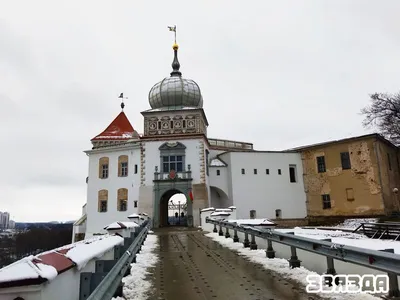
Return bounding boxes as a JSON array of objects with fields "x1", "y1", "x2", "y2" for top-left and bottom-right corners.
[
  {"x1": 118, "y1": 93, "x2": 128, "y2": 110},
  {"x1": 168, "y1": 25, "x2": 181, "y2": 77}
]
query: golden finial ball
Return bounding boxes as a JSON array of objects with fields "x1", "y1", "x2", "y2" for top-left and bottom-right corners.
[{"x1": 172, "y1": 43, "x2": 179, "y2": 50}]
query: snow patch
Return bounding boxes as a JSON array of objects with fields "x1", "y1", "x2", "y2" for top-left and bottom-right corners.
[
  {"x1": 112, "y1": 234, "x2": 159, "y2": 300},
  {"x1": 210, "y1": 158, "x2": 226, "y2": 166},
  {"x1": 228, "y1": 218, "x2": 275, "y2": 226}
]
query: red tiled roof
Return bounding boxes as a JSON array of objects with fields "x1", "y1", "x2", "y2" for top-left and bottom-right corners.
[
  {"x1": 91, "y1": 111, "x2": 138, "y2": 141},
  {"x1": 35, "y1": 252, "x2": 75, "y2": 274}
]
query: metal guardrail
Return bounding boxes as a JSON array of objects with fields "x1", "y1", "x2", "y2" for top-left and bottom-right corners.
[
  {"x1": 206, "y1": 217, "x2": 400, "y2": 297},
  {"x1": 85, "y1": 220, "x2": 150, "y2": 300},
  {"x1": 353, "y1": 222, "x2": 400, "y2": 240}
]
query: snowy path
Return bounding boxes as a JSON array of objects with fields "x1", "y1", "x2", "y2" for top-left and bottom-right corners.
[
  {"x1": 205, "y1": 232, "x2": 381, "y2": 300},
  {"x1": 146, "y1": 228, "x2": 320, "y2": 300}
]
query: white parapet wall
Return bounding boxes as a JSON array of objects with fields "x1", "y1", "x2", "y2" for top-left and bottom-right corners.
[
  {"x1": 200, "y1": 206, "x2": 237, "y2": 232},
  {"x1": 0, "y1": 233, "x2": 124, "y2": 300}
]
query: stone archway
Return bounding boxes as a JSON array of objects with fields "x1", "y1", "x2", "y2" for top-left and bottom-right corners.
[
  {"x1": 153, "y1": 183, "x2": 193, "y2": 228},
  {"x1": 159, "y1": 189, "x2": 187, "y2": 227},
  {"x1": 210, "y1": 186, "x2": 231, "y2": 208}
]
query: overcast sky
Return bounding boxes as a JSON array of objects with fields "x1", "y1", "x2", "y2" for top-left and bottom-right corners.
[{"x1": 1, "y1": 1, "x2": 400, "y2": 222}]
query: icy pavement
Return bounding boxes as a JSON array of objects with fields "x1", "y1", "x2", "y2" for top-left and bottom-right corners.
[
  {"x1": 112, "y1": 233, "x2": 159, "y2": 300},
  {"x1": 205, "y1": 232, "x2": 381, "y2": 300}
]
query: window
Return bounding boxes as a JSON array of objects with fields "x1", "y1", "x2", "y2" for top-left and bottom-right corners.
[
  {"x1": 98, "y1": 189, "x2": 108, "y2": 212},
  {"x1": 346, "y1": 188, "x2": 354, "y2": 201},
  {"x1": 134, "y1": 164, "x2": 138, "y2": 174},
  {"x1": 322, "y1": 194, "x2": 331, "y2": 209},
  {"x1": 241, "y1": 168, "x2": 245, "y2": 174},
  {"x1": 162, "y1": 155, "x2": 183, "y2": 172},
  {"x1": 278, "y1": 169, "x2": 281, "y2": 175},
  {"x1": 388, "y1": 153, "x2": 392, "y2": 171},
  {"x1": 118, "y1": 155, "x2": 128, "y2": 177},
  {"x1": 117, "y1": 188, "x2": 128, "y2": 212},
  {"x1": 119, "y1": 199, "x2": 127, "y2": 211},
  {"x1": 121, "y1": 162, "x2": 128, "y2": 177},
  {"x1": 317, "y1": 156, "x2": 326, "y2": 173},
  {"x1": 99, "y1": 157, "x2": 109, "y2": 179},
  {"x1": 216, "y1": 169, "x2": 220, "y2": 176},
  {"x1": 134, "y1": 200, "x2": 138, "y2": 208},
  {"x1": 275, "y1": 209, "x2": 282, "y2": 219},
  {"x1": 250, "y1": 210, "x2": 256, "y2": 219},
  {"x1": 254, "y1": 169, "x2": 257, "y2": 175},
  {"x1": 289, "y1": 165, "x2": 297, "y2": 183},
  {"x1": 266, "y1": 169, "x2": 269, "y2": 175},
  {"x1": 340, "y1": 152, "x2": 351, "y2": 170}
]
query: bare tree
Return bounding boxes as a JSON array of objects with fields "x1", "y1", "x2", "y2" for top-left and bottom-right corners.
[{"x1": 361, "y1": 92, "x2": 400, "y2": 145}]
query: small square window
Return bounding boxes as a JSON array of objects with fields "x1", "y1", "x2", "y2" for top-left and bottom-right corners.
[
  {"x1": 254, "y1": 169, "x2": 257, "y2": 174},
  {"x1": 134, "y1": 200, "x2": 138, "y2": 208},
  {"x1": 278, "y1": 169, "x2": 281, "y2": 175},
  {"x1": 289, "y1": 165, "x2": 296, "y2": 183},
  {"x1": 322, "y1": 194, "x2": 331, "y2": 209},
  {"x1": 241, "y1": 168, "x2": 245, "y2": 175},
  {"x1": 317, "y1": 156, "x2": 326, "y2": 173},
  {"x1": 216, "y1": 169, "x2": 220, "y2": 176},
  {"x1": 266, "y1": 169, "x2": 269, "y2": 175}
]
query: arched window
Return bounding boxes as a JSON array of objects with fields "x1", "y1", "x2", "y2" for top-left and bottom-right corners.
[
  {"x1": 118, "y1": 155, "x2": 128, "y2": 177},
  {"x1": 159, "y1": 142, "x2": 186, "y2": 173},
  {"x1": 14, "y1": 296, "x2": 25, "y2": 300},
  {"x1": 117, "y1": 188, "x2": 128, "y2": 211},
  {"x1": 98, "y1": 189, "x2": 108, "y2": 212},
  {"x1": 98, "y1": 157, "x2": 109, "y2": 179}
]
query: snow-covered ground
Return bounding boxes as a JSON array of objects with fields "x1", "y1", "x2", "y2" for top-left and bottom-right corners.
[
  {"x1": 205, "y1": 232, "x2": 381, "y2": 300},
  {"x1": 276, "y1": 227, "x2": 400, "y2": 254},
  {"x1": 113, "y1": 233, "x2": 159, "y2": 300},
  {"x1": 329, "y1": 218, "x2": 378, "y2": 230}
]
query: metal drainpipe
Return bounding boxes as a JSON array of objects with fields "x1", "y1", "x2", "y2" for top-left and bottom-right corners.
[{"x1": 374, "y1": 139, "x2": 386, "y2": 214}]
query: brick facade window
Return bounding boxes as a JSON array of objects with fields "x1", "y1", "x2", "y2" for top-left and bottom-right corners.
[
  {"x1": 118, "y1": 155, "x2": 128, "y2": 177},
  {"x1": 99, "y1": 157, "x2": 109, "y2": 179}
]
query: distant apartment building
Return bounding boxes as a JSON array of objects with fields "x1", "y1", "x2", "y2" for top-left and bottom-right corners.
[
  {"x1": 291, "y1": 134, "x2": 400, "y2": 220},
  {"x1": 0, "y1": 212, "x2": 10, "y2": 229}
]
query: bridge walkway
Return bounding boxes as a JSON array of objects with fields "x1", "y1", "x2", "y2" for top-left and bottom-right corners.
[{"x1": 147, "y1": 227, "x2": 319, "y2": 300}]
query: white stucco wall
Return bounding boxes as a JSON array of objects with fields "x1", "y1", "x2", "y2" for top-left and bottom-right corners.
[
  {"x1": 85, "y1": 145, "x2": 141, "y2": 237},
  {"x1": 143, "y1": 138, "x2": 204, "y2": 186},
  {"x1": 220, "y1": 151, "x2": 307, "y2": 220}
]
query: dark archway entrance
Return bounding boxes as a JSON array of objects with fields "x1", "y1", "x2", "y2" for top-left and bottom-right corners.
[{"x1": 159, "y1": 189, "x2": 188, "y2": 227}]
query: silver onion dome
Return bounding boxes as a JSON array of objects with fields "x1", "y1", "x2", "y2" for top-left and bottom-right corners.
[{"x1": 148, "y1": 44, "x2": 203, "y2": 110}]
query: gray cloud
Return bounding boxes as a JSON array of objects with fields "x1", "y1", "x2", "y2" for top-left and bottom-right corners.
[{"x1": 1, "y1": 0, "x2": 400, "y2": 221}]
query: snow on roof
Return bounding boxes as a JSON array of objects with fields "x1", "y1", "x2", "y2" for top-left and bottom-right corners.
[
  {"x1": 228, "y1": 219, "x2": 276, "y2": 226},
  {"x1": 201, "y1": 207, "x2": 215, "y2": 212},
  {"x1": 215, "y1": 208, "x2": 233, "y2": 212},
  {"x1": 104, "y1": 221, "x2": 139, "y2": 230},
  {"x1": 228, "y1": 206, "x2": 236, "y2": 209},
  {"x1": 0, "y1": 234, "x2": 124, "y2": 286},
  {"x1": 211, "y1": 212, "x2": 231, "y2": 216},
  {"x1": 65, "y1": 235, "x2": 123, "y2": 270},
  {"x1": 139, "y1": 212, "x2": 148, "y2": 216},
  {"x1": 0, "y1": 257, "x2": 58, "y2": 284},
  {"x1": 210, "y1": 158, "x2": 227, "y2": 167},
  {"x1": 128, "y1": 213, "x2": 140, "y2": 219},
  {"x1": 91, "y1": 111, "x2": 139, "y2": 141}
]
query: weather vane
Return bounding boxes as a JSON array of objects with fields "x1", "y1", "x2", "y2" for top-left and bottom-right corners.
[
  {"x1": 168, "y1": 25, "x2": 177, "y2": 44},
  {"x1": 118, "y1": 93, "x2": 128, "y2": 110}
]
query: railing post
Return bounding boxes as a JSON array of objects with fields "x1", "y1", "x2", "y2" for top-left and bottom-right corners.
[
  {"x1": 380, "y1": 248, "x2": 399, "y2": 297},
  {"x1": 233, "y1": 229, "x2": 239, "y2": 242},
  {"x1": 250, "y1": 234, "x2": 257, "y2": 250},
  {"x1": 225, "y1": 227, "x2": 230, "y2": 238},
  {"x1": 213, "y1": 224, "x2": 218, "y2": 233},
  {"x1": 243, "y1": 232, "x2": 250, "y2": 248},
  {"x1": 288, "y1": 246, "x2": 301, "y2": 268},
  {"x1": 218, "y1": 224, "x2": 224, "y2": 236},
  {"x1": 265, "y1": 239, "x2": 275, "y2": 258}
]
